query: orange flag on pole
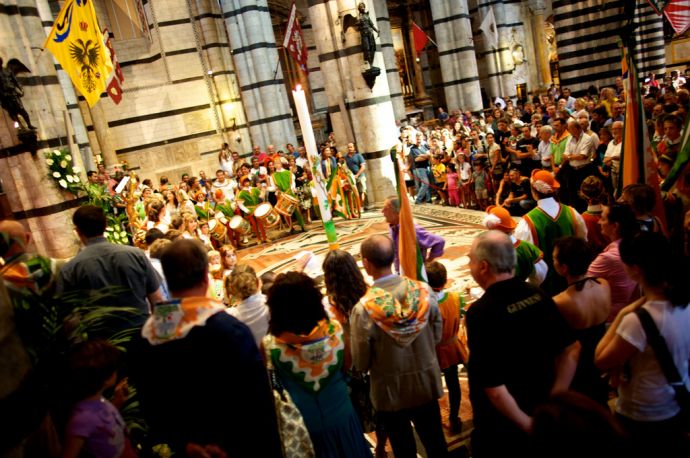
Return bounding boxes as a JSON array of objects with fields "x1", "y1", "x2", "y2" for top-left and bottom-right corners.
[{"x1": 390, "y1": 145, "x2": 426, "y2": 281}]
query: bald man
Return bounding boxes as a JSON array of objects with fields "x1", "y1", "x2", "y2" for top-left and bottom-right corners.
[{"x1": 0, "y1": 219, "x2": 57, "y2": 294}]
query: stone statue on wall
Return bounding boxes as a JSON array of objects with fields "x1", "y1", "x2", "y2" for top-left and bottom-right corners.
[
  {"x1": 0, "y1": 58, "x2": 35, "y2": 130},
  {"x1": 356, "y1": 2, "x2": 379, "y2": 66}
]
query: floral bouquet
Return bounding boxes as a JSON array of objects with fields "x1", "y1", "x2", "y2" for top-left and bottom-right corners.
[{"x1": 45, "y1": 149, "x2": 83, "y2": 195}]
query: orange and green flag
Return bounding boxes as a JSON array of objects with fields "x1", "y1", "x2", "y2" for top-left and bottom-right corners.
[
  {"x1": 390, "y1": 145, "x2": 426, "y2": 282},
  {"x1": 44, "y1": 0, "x2": 113, "y2": 107},
  {"x1": 619, "y1": 42, "x2": 667, "y2": 232}
]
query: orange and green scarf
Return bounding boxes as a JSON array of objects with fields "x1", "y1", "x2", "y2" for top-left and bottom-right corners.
[
  {"x1": 362, "y1": 278, "x2": 430, "y2": 342},
  {"x1": 268, "y1": 319, "x2": 345, "y2": 392},
  {"x1": 143, "y1": 297, "x2": 225, "y2": 345}
]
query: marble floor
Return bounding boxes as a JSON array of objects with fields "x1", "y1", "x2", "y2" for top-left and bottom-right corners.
[
  {"x1": 237, "y1": 202, "x2": 485, "y2": 457},
  {"x1": 237, "y1": 202, "x2": 486, "y2": 296}
]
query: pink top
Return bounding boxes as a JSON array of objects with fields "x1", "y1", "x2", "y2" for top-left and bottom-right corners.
[
  {"x1": 587, "y1": 239, "x2": 639, "y2": 323},
  {"x1": 446, "y1": 172, "x2": 459, "y2": 190}
]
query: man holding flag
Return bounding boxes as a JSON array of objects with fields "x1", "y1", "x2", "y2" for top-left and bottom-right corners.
[
  {"x1": 382, "y1": 196, "x2": 445, "y2": 277},
  {"x1": 44, "y1": 0, "x2": 113, "y2": 107},
  {"x1": 385, "y1": 131, "x2": 445, "y2": 280}
]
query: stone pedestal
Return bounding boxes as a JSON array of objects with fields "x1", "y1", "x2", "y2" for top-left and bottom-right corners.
[{"x1": 307, "y1": 0, "x2": 398, "y2": 203}]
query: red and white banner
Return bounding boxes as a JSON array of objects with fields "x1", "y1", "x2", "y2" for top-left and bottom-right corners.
[
  {"x1": 664, "y1": 0, "x2": 690, "y2": 34},
  {"x1": 102, "y1": 28, "x2": 125, "y2": 104},
  {"x1": 283, "y1": 2, "x2": 308, "y2": 74}
]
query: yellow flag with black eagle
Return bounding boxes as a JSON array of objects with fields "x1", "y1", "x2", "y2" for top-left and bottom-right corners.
[{"x1": 44, "y1": 0, "x2": 113, "y2": 107}]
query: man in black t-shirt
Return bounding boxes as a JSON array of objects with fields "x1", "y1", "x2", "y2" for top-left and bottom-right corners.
[
  {"x1": 504, "y1": 169, "x2": 535, "y2": 216},
  {"x1": 516, "y1": 124, "x2": 540, "y2": 176},
  {"x1": 466, "y1": 231, "x2": 580, "y2": 458}
]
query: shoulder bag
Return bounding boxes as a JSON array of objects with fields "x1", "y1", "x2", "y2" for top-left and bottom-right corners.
[
  {"x1": 262, "y1": 335, "x2": 316, "y2": 457},
  {"x1": 636, "y1": 308, "x2": 690, "y2": 430}
]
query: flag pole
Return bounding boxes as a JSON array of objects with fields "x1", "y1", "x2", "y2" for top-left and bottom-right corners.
[{"x1": 292, "y1": 85, "x2": 339, "y2": 250}]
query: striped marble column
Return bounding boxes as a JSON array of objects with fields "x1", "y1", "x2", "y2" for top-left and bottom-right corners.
[
  {"x1": 471, "y1": 0, "x2": 502, "y2": 101},
  {"x1": 0, "y1": 0, "x2": 83, "y2": 259},
  {"x1": 429, "y1": 0, "x2": 482, "y2": 112},
  {"x1": 373, "y1": 0, "x2": 406, "y2": 122},
  {"x1": 307, "y1": 0, "x2": 398, "y2": 203},
  {"x1": 495, "y1": 0, "x2": 522, "y2": 100},
  {"x1": 222, "y1": 0, "x2": 296, "y2": 148},
  {"x1": 631, "y1": 0, "x2": 666, "y2": 76},
  {"x1": 297, "y1": 0, "x2": 328, "y2": 116},
  {"x1": 191, "y1": 0, "x2": 251, "y2": 145},
  {"x1": 552, "y1": 0, "x2": 664, "y2": 93}
]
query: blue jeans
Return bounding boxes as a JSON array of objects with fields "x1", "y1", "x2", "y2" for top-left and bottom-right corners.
[{"x1": 414, "y1": 168, "x2": 431, "y2": 204}]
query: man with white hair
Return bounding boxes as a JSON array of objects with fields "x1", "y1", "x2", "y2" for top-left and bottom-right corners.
[
  {"x1": 604, "y1": 121, "x2": 623, "y2": 194},
  {"x1": 466, "y1": 230, "x2": 580, "y2": 458},
  {"x1": 537, "y1": 125, "x2": 553, "y2": 171},
  {"x1": 561, "y1": 119, "x2": 596, "y2": 211}
]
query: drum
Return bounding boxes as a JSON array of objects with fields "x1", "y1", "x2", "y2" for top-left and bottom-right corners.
[
  {"x1": 254, "y1": 203, "x2": 280, "y2": 227},
  {"x1": 275, "y1": 192, "x2": 300, "y2": 216},
  {"x1": 208, "y1": 218, "x2": 227, "y2": 241},
  {"x1": 229, "y1": 215, "x2": 252, "y2": 235}
]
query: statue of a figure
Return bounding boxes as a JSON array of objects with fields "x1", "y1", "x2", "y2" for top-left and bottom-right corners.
[
  {"x1": 0, "y1": 58, "x2": 35, "y2": 130},
  {"x1": 356, "y1": 3, "x2": 379, "y2": 66}
]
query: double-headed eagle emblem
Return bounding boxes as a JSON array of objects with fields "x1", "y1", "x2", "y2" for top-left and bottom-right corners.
[{"x1": 68, "y1": 39, "x2": 101, "y2": 93}]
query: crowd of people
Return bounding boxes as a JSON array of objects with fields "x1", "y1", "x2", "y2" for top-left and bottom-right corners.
[
  {"x1": 84, "y1": 140, "x2": 368, "y2": 251},
  {"x1": 1, "y1": 73, "x2": 690, "y2": 458},
  {"x1": 398, "y1": 74, "x2": 688, "y2": 237}
]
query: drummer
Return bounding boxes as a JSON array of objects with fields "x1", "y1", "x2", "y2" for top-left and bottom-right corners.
[
  {"x1": 236, "y1": 176, "x2": 269, "y2": 245},
  {"x1": 272, "y1": 159, "x2": 306, "y2": 234}
]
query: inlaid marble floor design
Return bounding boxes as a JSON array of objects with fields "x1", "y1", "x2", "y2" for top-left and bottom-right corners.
[{"x1": 238, "y1": 203, "x2": 486, "y2": 457}]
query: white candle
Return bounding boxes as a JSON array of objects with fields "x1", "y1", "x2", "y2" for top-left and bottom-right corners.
[{"x1": 292, "y1": 85, "x2": 338, "y2": 247}]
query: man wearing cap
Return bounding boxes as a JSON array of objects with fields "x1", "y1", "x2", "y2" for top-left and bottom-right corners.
[
  {"x1": 482, "y1": 206, "x2": 547, "y2": 285},
  {"x1": 514, "y1": 170, "x2": 587, "y2": 295}
]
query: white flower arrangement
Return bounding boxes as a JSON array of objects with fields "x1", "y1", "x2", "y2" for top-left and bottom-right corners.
[{"x1": 45, "y1": 148, "x2": 83, "y2": 195}]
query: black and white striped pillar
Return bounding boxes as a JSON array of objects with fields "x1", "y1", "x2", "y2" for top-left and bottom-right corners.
[
  {"x1": 632, "y1": 0, "x2": 666, "y2": 76},
  {"x1": 373, "y1": 0, "x2": 406, "y2": 122},
  {"x1": 553, "y1": 0, "x2": 664, "y2": 93},
  {"x1": 296, "y1": 0, "x2": 328, "y2": 117},
  {"x1": 222, "y1": 0, "x2": 296, "y2": 148},
  {"x1": 0, "y1": 0, "x2": 84, "y2": 258},
  {"x1": 307, "y1": 0, "x2": 398, "y2": 203},
  {"x1": 471, "y1": 0, "x2": 502, "y2": 100},
  {"x1": 429, "y1": 0, "x2": 482, "y2": 112},
  {"x1": 189, "y1": 0, "x2": 251, "y2": 145}
]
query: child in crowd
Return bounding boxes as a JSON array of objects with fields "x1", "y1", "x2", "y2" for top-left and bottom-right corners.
[
  {"x1": 196, "y1": 220, "x2": 213, "y2": 250},
  {"x1": 432, "y1": 154, "x2": 448, "y2": 205},
  {"x1": 621, "y1": 183, "x2": 664, "y2": 233},
  {"x1": 259, "y1": 271, "x2": 276, "y2": 295},
  {"x1": 426, "y1": 261, "x2": 465, "y2": 434},
  {"x1": 207, "y1": 250, "x2": 224, "y2": 301},
  {"x1": 62, "y1": 341, "x2": 137, "y2": 458},
  {"x1": 471, "y1": 161, "x2": 490, "y2": 210},
  {"x1": 579, "y1": 176, "x2": 608, "y2": 255},
  {"x1": 445, "y1": 162, "x2": 460, "y2": 207},
  {"x1": 457, "y1": 153, "x2": 473, "y2": 208}
]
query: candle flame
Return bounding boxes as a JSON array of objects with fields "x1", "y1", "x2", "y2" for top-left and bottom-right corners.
[{"x1": 295, "y1": 84, "x2": 302, "y2": 91}]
